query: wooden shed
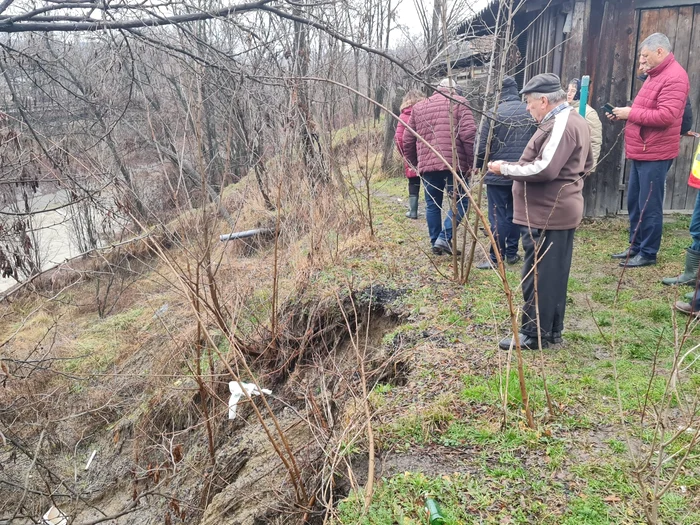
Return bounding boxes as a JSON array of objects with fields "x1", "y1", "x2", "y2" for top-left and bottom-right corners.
[{"x1": 464, "y1": 0, "x2": 700, "y2": 217}]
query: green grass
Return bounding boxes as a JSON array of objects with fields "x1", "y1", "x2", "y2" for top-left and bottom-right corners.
[
  {"x1": 63, "y1": 307, "x2": 145, "y2": 374},
  {"x1": 298, "y1": 166, "x2": 700, "y2": 524}
]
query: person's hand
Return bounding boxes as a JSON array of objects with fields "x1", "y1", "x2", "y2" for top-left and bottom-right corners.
[
  {"x1": 612, "y1": 107, "x2": 631, "y2": 120},
  {"x1": 685, "y1": 130, "x2": 700, "y2": 138},
  {"x1": 606, "y1": 112, "x2": 617, "y2": 121},
  {"x1": 488, "y1": 161, "x2": 504, "y2": 175}
]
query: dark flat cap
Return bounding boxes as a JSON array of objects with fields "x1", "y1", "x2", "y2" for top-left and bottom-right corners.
[{"x1": 519, "y1": 73, "x2": 562, "y2": 95}]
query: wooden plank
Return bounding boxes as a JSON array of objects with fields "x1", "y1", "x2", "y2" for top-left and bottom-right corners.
[
  {"x1": 552, "y1": 8, "x2": 567, "y2": 77},
  {"x1": 546, "y1": 8, "x2": 558, "y2": 72},
  {"x1": 605, "y1": 2, "x2": 639, "y2": 216},
  {"x1": 562, "y1": 0, "x2": 590, "y2": 83},
  {"x1": 636, "y1": 0, "x2": 700, "y2": 9},
  {"x1": 586, "y1": 0, "x2": 604, "y2": 102},
  {"x1": 524, "y1": 15, "x2": 535, "y2": 83},
  {"x1": 669, "y1": 5, "x2": 694, "y2": 209},
  {"x1": 616, "y1": 5, "x2": 641, "y2": 216},
  {"x1": 674, "y1": 6, "x2": 700, "y2": 209},
  {"x1": 584, "y1": 0, "x2": 619, "y2": 216}
]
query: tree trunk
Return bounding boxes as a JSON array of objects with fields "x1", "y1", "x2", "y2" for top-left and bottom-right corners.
[{"x1": 381, "y1": 88, "x2": 404, "y2": 173}]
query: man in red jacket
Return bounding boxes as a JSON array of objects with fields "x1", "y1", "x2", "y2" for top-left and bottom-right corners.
[
  {"x1": 403, "y1": 78, "x2": 476, "y2": 255},
  {"x1": 610, "y1": 33, "x2": 690, "y2": 267}
]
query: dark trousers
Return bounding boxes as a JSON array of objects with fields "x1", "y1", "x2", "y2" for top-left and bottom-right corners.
[
  {"x1": 486, "y1": 184, "x2": 520, "y2": 261},
  {"x1": 407, "y1": 176, "x2": 420, "y2": 196},
  {"x1": 520, "y1": 227, "x2": 576, "y2": 338},
  {"x1": 689, "y1": 191, "x2": 700, "y2": 252},
  {"x1": 627, "y1": 159, "x2": 673, "y2": 259}
]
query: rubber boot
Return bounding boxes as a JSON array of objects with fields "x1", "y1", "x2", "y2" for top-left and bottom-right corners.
[
  {"x1": 405, "y1": 195, "x2": 419, "y2": 219},
  {"x1": 661, "y1": 248, "x2": 700, "y2": 286}
]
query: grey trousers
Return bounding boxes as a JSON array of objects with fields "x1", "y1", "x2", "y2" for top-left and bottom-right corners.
[{"x1": 519, "y1": 226, "x2": 576, "y2": 338}]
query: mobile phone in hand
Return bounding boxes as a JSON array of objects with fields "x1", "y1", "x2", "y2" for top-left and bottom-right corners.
[{"x1": 601, "y1": 103, "x2": 615, "y2": 114}]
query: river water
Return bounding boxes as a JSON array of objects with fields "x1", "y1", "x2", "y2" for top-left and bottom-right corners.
[{"x1": 0, "y1": 191, "x2": 82, "y2": 294}]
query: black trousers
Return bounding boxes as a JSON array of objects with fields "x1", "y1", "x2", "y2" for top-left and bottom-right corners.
[
  {"x1": 486, "y1": 184, "x2": 520, "y2": 260},
  {"x1": 407, "y1": 176, "x2": 420, "y2": 196},
  {"x1": 520, "y1": 227, "x2": 576, "y2": 338}
]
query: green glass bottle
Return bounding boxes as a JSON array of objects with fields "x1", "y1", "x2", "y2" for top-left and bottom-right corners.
[{"x1": 424, "y1": 497, "x2": 445, "y2": 524}]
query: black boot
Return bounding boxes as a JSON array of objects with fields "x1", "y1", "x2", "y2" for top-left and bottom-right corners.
[
  {"x1": 662, "y1": 248, "x2": 700, "y2": 286},
  {"x1": 405, "y1": 195, "x2": 419, "y2": 219}
]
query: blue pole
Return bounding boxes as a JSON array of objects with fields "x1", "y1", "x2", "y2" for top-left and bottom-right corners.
[{"x1": 579, "y1": 75, "x2": 590, "y2": 117}]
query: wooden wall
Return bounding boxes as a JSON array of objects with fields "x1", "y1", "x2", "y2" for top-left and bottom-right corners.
[
  {"x1": 627, "y1": 5, "x2": 700, "y2": 212},
  {"x1": 519, "y1": 0, "x2": 700, "y2": 216},
  {"x1": 523, "y1": 4, "x2": 567, "y2": 80},
  {"x1": 584, "y1": 0, "x2": 640, "y2": 217}
]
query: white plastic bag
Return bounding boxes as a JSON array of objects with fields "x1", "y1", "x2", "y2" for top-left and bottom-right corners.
[{"x1": 228, "y1": 381, "x2": 271, "y2": 419}]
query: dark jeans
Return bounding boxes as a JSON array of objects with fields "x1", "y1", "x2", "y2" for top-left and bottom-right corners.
[
  {"x1": 486, "y1": 184, "x2": 519, "y2": 261},
  {"x1": 407, "y1": 176, "x2": 420, "y2": 196},
  {"x1": 422, "y1": 170, "x2": 469, "y2": 245},
  {"x1": 628, "y1": 159, "x2": 673, "y2": 259},
  {"x1": 520, "y1": 227, "x2": 576, "y2": 338},
  {"x1": 690, "y1": 191, "x2": 700, "y2": 252}
]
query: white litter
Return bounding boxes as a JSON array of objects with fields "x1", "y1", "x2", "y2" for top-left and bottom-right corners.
[
  {"x1": 228, "y1": 381, "x2": 271, "y2": 419},
  {"x1": 85, "y1": 449, "x2": 97, "y2": 470},
  {"x1": 42, "y1": 506, "x2": 68, "y2": 525}
]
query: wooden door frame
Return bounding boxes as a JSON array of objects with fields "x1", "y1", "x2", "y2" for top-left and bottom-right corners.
[{"x1": 636, "y1": 0, "x2": 700, "y2": 8}]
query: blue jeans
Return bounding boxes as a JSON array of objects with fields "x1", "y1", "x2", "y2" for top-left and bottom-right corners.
[
  {"x1": 422, "y1": 170, "x2": 469, "y2": 245},
  {"x1": 486, "y1": 184, "x2": 519, "y2": 261},
  {"x1": 627, "y1": 159, "x2": 673, "y2": 259},
  {"x1": 690, "y1": 191, "x2": 700, "y2": 252}
]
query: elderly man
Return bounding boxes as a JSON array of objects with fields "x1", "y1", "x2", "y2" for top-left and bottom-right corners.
[
  {"x1": 488, "y1": 73, "x2": 593, "y2": 350},
  {"x1": 403, "y1": 78, "x2": 476, "y2": 255},
  {"x1": 610, "y1": 32, "x2": 690, "y2": 268}
]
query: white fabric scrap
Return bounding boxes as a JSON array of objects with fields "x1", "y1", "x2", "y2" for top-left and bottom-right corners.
[
  {"x1": 228, "y1": 381, "x2": 272, "y2": 419},
  {"x1": 42, "y1": 506, "x2": 68, "y2": 525}
]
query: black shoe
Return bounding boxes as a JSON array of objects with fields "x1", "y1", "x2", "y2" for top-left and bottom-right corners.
[
  {"x1": 506, "y1": 254, "x2": 521, "y2": 265},
  {"x1": 619, "y1": 254, "x2": 656, "y2": 268},
  {"x1": 498, "y1": 333, "x2": 549, "y2": 350},
  {"x1": 477, "y1": 260, "x2": 495, "y2": 270},
  {"x1": 547, "y1": 331, "x2": 563, "y2": 344},
  {"x1": 611, "y1": 248, "x2": 638, "y2": 259},
  {"x1": 431, "y1": 246, "x2": 444, "y2": 255}
]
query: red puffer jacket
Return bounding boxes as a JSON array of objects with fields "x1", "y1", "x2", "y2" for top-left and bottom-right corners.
[
  {"x1": 394, "y1": 106, "x2": 418, "y2": 178},
  {"x1": 403, "y1": 89, "x2": 476, "y2": 174},
  {"x1": 625, "y1": 53, "x2": 689, "y2": 161}
]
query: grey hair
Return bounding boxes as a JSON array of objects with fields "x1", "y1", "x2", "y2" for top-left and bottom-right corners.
[
  {"x1": 640, "y1": 32, "x2": 672, "y2": 53},
  {"x1": 438, "y1": 77, "x2": 457, "y2": 88},
  {"x1": 527, "y1": 89, "x2": 567, "y2": 105}
]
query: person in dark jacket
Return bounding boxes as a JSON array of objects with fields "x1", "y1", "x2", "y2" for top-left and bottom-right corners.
[
  {"x1": 395, "y1": 90, "x2": 426, "y2": 219},
  {"x1": 681, "y1": 97, "x2": 693, "y2": 135},
  {"x1": 475, "y1": 76, "x2": 536, "y2": 269}
]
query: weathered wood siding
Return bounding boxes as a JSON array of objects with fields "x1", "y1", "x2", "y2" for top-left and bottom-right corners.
[
  {"x1": 624, "y1": 5, "x2": 700, "y2": 212},
  {"x1": 523, "y1": 3, "x2": 567, "y2": 80},
  {"x1": 584, "y1": 0, "x2": 640, "y2": 217},
  {"x1": 515, "y1": 0, "x2": 700, "y2": 216}
]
